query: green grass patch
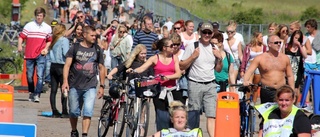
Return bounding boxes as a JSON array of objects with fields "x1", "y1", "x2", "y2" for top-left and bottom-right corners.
[{"x1": 168, "y1": 0, "x2": 319, "y2": 24}]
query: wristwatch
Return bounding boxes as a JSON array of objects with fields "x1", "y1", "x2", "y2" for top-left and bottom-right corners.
[{"x1": 100, "y1": 84, "x2": 105, "y2": 89}]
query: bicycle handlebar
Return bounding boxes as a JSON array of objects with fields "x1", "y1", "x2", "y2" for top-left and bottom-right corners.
[{"x1": 229, "y1": 83, "x2": 261, "y2": 87}]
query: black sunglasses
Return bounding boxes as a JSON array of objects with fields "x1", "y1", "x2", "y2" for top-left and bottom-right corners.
[
  {"x1": 270, "y1": 41, "x2": 282, "y2": 45},
  {"x1": 202, "y1": 30, "x2": 213, "y2": 35},
  {"x1": 174, "y1": 27, "x2": 181, "y2": 30},
  {"x1": 172, "y1": 43, "x2": 181, "y2": 46},
  {"x1": 227, "y1": 30, "x2": 235, "y2": 34}
]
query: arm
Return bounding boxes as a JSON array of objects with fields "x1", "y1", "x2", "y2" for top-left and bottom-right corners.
[
  {"x1": 179, "y1": 47, "x2": 199, "y2": 70},
  {"x1": 65, "y1": 22, "x2": 77, "y2": 37},
  {"x1": 107, "y1": 67, "x2": 119, "y2": 79},
  {"x1": 97, "y1": 63, "x2": 106, "y2": 99},
  {"x1": 62, "y1": 38, "x2": 70, "y2": 56},
  {"x1": 243, "y1": 56, "x2": 261, "y2": 86},
  {"x1": 133, "y1": 55, "x2": 156, "y2": 73},
  {"x1": 164, "y1": 55, "x2": 181, "y2": 80},
  {"x1": 240, "y1": 46, "x2": 249, "y2": 75},
  {"x1": 213, "y1": 46, "x2": 223, "y2": 72},
  {"x1": 228, "y1": 63, "x2": 235, "y2": 91},
  {"x1": 61, "y1": 57, "x2": 73, "y2": 91},
  {"x1": 304, "y1": 39, "x2": 312, "y2": 55},
  {"x1": 17, "y1": 37, "x2": 24, "y2": 52},
  {"x1": 285, "y1": 56, "x2": 295, "y2": 90}
]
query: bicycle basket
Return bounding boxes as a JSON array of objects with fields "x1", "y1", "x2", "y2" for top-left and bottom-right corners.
[{"x1": 134, "y1": 78, "x2": 161, "y2": 98}]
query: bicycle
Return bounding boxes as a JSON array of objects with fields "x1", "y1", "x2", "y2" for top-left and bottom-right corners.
[
  {"x1": 97, "y1": 77, "x2": 128, "y2": 137},
  {"x1": 0, "y1": 48, "x2": 18, "y2": 85},
  {"x1": 230, "y1": 83, "x2": 260, "y2": 137},
  {"x1": 135, "y1": 5, "x2": 145, "y2": 23},
  {"x1": 126, "y1": 75, "x2": 161, "y2": 137}
]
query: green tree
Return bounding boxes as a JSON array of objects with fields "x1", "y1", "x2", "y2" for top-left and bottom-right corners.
[
  {"x1": 300, "y1": 6, "x2": 320, "y2": 21},
  {"x1": 232, "y1": 8, "x2": 263, "y2": 24}
]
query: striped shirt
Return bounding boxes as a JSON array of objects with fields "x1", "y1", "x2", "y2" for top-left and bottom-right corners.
[
  {"x1": 133, "y1": 30, "x2": 159, "y2": 58},
  {"x1": 19, "y1": 21, "x2": 52, "y2": 59}
]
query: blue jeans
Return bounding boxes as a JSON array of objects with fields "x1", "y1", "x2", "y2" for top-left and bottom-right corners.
[
  {"x1": 53, "y1": 7, "x2": 59, "y2": 19},
  {"x1": 111, "y1": 56, "x2": 122, "y2": 70},
  {"x1": 100, "y1": 10, "x2": 108, "y2": 24},
  {"x1": 91, "y1": 10, "x2": 98, "y2": 18},
  {"x1": 68, "y1": 87, "x2": 97, "y2": 117},
  {"x1": 26, "y1": 55, "x2": 46, "y2": 95}
]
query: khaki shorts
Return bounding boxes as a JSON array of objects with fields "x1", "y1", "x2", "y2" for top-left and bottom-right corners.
[{"x1": 187, "y1": 80, "x2": 217, "y2": 117}]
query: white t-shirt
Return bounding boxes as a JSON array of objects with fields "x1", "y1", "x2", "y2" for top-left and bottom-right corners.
[
  {"x1": 90, "y1": 0, "x2": 99, "y2": 11},
  {"x1": 181, "y1": 32, "x2": 197, "y2": 47},
  {"x1": 223, "y1": 38, "x2": 241, "y2": 60},
  {"x1": 305, "y1": 36, "x2": 316, "y2": 63},
  {"x1": 181, "y1": 42, "x2": 217, "y2": 82},
  {"x1": 223, "y1": 32, "x2": 245, "y2": 47}
]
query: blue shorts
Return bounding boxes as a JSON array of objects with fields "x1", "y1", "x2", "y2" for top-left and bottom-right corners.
[
  {"x1": 304, "y1": 63, "x2": 318, "y2": 76},
  {"x1": 68, "y1": 87, "x2": 97, "y2": 117}
]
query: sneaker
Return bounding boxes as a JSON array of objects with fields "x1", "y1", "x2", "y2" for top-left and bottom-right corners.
[
  {"x1": 52, "y1": 110, "x2": 61, "y2": 118},
  {"x1": 302, "y1": 103, "x2": 313, "y2": 113},
  {"x1": 28, "y1": 93, "x2": 34, "y2": 102},
  {"x1": 61, "y1": 112, "x2": 69, "y2": 118},
  {"x1": 70, "y1": 130, "x2": 79, "y2": 137},
  {"x1": 33, "y1": 95, "x2": 40, "y2": 103}
]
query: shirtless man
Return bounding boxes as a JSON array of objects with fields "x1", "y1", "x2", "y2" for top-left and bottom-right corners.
[{"x1": 243, "y1": 34, "x2": 294, "y2": 103}]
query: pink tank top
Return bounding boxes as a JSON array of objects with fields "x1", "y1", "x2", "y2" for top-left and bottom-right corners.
[{"x1": 154, "y1": 54, "x2": 176, "y2": 87}]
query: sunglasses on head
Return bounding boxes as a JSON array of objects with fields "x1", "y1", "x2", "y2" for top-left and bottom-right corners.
[
  {"x1": 271, "y1": 41, "x2": 282, "y2": 45},
  {"x1": 202, "y1": 30, "x2": 213, "y2": 35},
  {"x1": 227, "y1": 30, "x2": 235, "y2": 34},
  {"x1": 174, "y1": 27, "x2": 181, "y2": 30}
]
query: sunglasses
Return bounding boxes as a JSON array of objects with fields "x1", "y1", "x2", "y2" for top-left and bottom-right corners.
[
  {"x1": 173, "y1": 27, "x2": 181, "y2": 30},
  {"x1": 270, "y1": 41, "x2": 282, "y2": 45},
  {"x1": 202, "y1": 30, "x2": 213, "y2": 35},
  {"x1": 172, "y1": 43, "x2": 181, "y2": 46},
  {"x1": 165, "y1": 44, "x2": 174, "y2": 48},
  {"x1": 227, "y1": 30, "x2": 235, "y2": 34},
  {"x1": 77, "y1": 16, "x2": 84, "y2": 19},
  {"x1": 282, "y1": 30, "x2": 288, "y2": 33},
  {"x1": 119, "y1": 31, "x2": 126, "y2": 34}
]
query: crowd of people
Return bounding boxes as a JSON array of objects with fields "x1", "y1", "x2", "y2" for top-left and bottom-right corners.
[{"x1": 17, "y1": 0, "x2": 320, "y2": 136}]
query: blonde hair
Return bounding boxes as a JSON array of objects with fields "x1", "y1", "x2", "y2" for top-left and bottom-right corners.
[
  {"x1": 112, "y1": 24, "x2": 128, "y2": 46},
  {"x1": 169, "y1": 101, "x2": 187, "y2": 117},
  {"x1": 290, "y1": 21, "x2": 301, "y2": 30},
  {"x1": 50, "y1": 24, "x2": 66, "y2": 49},
  {"x1": 124, "y1": 44, "x2": 146, "y2": 68},
  {"x1": 170, "y1": 32, "x2": 181, "y2": 43}
]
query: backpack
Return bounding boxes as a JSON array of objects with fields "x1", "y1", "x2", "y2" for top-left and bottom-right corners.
[{"x1": 72, "y1": 42, "x2": 101, "y2": 63}]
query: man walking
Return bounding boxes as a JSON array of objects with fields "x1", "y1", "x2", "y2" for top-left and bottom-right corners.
[
  {"x1": 18, "y1": 7, "x2": 52, "y2": 103},
  {"x1": 243, "y1": 34, "x2": 294, "y2": 103},
  {"x1": 62, "y1": 26, "x2": 105, "y2": 137},
  {"x1": 180, "y1": 22, "x2": 223, "y2": 137}
]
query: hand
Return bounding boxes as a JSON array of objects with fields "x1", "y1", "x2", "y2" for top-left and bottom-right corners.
[
  {"x1": 191, "y1": 47, "x2": 200, "y2": 59},
  {"x1": 126, "y1": 68, "x2": 133, "y2": 73},
  {"x1": 18, "y1": 45, "x2": 23, "y2": 52},
  {"x1": 107, "y1": 75, "x2": 113, "y2": 80},
  {"x1": 61, "y1": 83, "x2": 69, "y2": 92},
  {"x1": 240, "y1": 71, "x2": 245, "y2": 78},
  {"x1": 97, "y1": 88, "x2": 104, "y2": 99},
  {"x1": 212, "y1": 46, "x2": 222, "y2": 60},
  {"x1": 293, "y1": 39, "x2": 301, "y2": 47},
  {"x1": 41, "y1": 48, "x2": 48, "y2": 55},
  {"x1": 243, "y1": 81, "x2": 252, "y2": 87}
]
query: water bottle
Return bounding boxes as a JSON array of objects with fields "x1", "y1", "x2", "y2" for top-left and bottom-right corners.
[{"x1": 63, "y1": 89, "x2": 68, "y2": 97}]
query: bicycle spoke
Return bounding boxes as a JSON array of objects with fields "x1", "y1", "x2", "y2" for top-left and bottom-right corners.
[
  {"x1": 137, "y1": 100, "x2": 149, "y2": 137},
  {"x1": 113, "y1": 102, "x2": 126, "y2": 137},
  {"x1": 98, "y1": 102, "x2": 112, "y2": 137}
]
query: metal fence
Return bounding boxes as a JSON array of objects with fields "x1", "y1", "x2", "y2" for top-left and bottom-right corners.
[{"x1": 133, "y1": 0, "x2": 316, "y2": 44}]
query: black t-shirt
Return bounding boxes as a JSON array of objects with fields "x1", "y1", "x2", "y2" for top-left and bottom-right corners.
[
  {"x1": 260, "y1": 108, "x2": 311, "y2": 137},
  {"x1": 66, "y1": 43, "x2": 104, "y2": 90},
  {"x1": 84, "y1": 0, "x2": 91, "y2": 8},
  {"x1": 100, "y1": 0, "x2": 109, "y2": 11}
]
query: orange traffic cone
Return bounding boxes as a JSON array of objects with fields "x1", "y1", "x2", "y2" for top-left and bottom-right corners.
[{"x1": 0, "y1": 84, "x2": 14, "y2": 122}]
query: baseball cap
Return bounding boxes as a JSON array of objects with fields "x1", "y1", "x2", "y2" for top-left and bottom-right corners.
[
  {"x1": 201, "y1": 22, "x2": 213, "y2": 31},
  {"x1": 51, "y1": 20, "x2": 58, "y2": 27},
  {"x1": 212, "y1": 22, "x2": 219, "y2": 29}
]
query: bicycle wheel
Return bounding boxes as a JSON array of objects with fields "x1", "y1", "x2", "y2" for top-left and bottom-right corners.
[
  {"x1": 0, "y1": 59, "x2": 18, "y2": 85},
  {"x1": 136, "y1": 100, "x2": 149, "y2": 137},
  {"x1": 126, "y1": 99, "x2": 136, "y2": 137},
  {"x1": 113, "y1": 102, "x2": 127, "y2": 137},
  {"x1": 98, "y1": 102, "x2": 113, "y2": 137},
  {"x1": 248, "y1": 108, "x2": 256, "y2": 137}
]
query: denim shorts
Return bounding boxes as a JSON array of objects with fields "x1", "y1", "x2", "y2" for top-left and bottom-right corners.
[{"x1": 68, "y1": 87, "x2": 97, "y2": 117}]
